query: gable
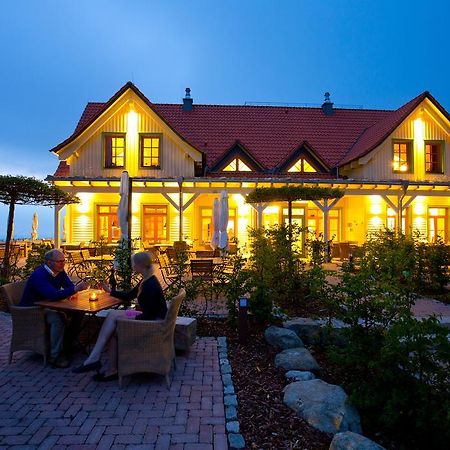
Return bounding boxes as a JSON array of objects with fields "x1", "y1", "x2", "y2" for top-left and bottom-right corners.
[
  {"x1": 209, "y1": 142, "x2": 265, "y2": 173},
  {"x1": 276, "y1": 142, "x2": 329, "y2": 174},
  {"x1": 52, "y1": 84, "x2": 203, "y2": 164}
]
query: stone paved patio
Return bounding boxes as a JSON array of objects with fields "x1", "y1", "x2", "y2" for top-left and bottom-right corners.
[{"x1": 0, "y1": 313, "x2": 227, "y2": 450}]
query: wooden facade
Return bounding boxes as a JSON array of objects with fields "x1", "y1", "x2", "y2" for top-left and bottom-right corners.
[{"x1": 48, "y1": 84, "x2": 450, "y2": 250}]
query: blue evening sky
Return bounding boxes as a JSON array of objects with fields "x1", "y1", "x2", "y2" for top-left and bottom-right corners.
[{"x1": 0, "y1": 0, "x2": 449, "y2": 239}]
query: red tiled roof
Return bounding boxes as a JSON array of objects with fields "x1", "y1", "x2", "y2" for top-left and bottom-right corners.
[
  {"x1": 54, "y1": 161, "x2": 70, "y2": 177},
  {"x1": 74, "y1": 102, "x2": 105, "y2": 133},
  {"x1": 51, "y1": 82, "x2": 449, "y2": 177},
  {"x1": 339, "y1": 92, "x2": 428, "y2": 165}
]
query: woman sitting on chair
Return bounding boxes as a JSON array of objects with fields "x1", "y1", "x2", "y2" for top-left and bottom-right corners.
[{"x1": 72, "y1": 251, "x2": 167, "y2": 381}]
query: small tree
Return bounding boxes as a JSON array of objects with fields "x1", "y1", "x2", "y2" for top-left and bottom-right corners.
[{"x1": 0, "y1": 175, "x2": 79, "y2": 280}]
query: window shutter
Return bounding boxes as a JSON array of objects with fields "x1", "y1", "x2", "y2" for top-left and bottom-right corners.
[{"x1": 105, "y1": 136, "x2": 112, "y2": 167}]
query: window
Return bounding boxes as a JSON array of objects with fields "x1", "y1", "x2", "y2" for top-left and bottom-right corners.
[
  {"x1": 97, "y1": 205, "x2": 120, "y2": 242},
  {"x1": 387, "y1": 207, "x2": 406, "y2": 232},
  {"x1": 104, "y1": 134, "x2": 125, "y2": 168},
  {"x1": 142, "y1": 205, "x2": 167, "y2": 244},
  {"x1": 307, "y1": 209, "x2": 341, "y2": 241},
  {"x1": 425, "y1": 141, "x2": 443, "y2": 174},
  {"x1": 140, "y1": 135, "x2": 161, "y2": 168},
  {"x1": 428, "y1": 207, "x2": 447, "y2": 242},
  {"x1": 288, "y1": 157, "x2": 317, "y2": 173},
  {"x1": 200, "y1": 207, "x2": 237, "y2": 243},
  {"x1": 223, "y1": 158, "x2": 252, "y2": 172},
  {"x1": 392, "y1": 141, "x2": 413, "y2": 173}
]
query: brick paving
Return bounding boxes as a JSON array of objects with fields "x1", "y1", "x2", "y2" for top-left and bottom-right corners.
[{"x1": 0, "y1": 313, "x2": 227, "y2": 450}]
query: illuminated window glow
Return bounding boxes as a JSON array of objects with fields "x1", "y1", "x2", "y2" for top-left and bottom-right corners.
[
  {"x1": 425, "y1": 142, "x2": 443, "y2": 174},
  {"x1": 288, "y1": 158, "x2": 317, "y2": 173},
  {"x1": 223, "y1": 158, "x2": 252, "y2": 172},
  {"x1": 104, "y1": 134, "x2": 125, "y2": 168},
  {"x1": 140, "y1": 135, "x2": 161, "y2": 168},
  {"x1": 428, "y1": 207, "x2": 447, "y2": 242},
  {"x1": 392, "y1": 141, "x2": 412, "y2": 173}
]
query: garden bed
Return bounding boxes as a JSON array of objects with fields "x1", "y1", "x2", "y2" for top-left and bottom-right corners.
[{"x1": 197, "y1": 318, "x2": 331, "y2": 449}]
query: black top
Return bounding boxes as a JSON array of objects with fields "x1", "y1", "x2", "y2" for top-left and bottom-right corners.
[{"x1": 111, "y1": 275, "x2": 167, "y2": 321}]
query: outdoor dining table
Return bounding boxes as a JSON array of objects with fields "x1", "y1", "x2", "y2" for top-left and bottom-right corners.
[{"x1": 35, "y1": 289, "x2": 121, "y2": 351}]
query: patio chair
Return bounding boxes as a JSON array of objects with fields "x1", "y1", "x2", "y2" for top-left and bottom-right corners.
[
  {"x1": 0, "y1": 281, "x2": 47, "y2": 365},
  {"x1": 339, "y1": 242, "x2": 351, "y2": 260},
  {"x1": 116, "y1": 289, "x2": 186, "y2": 388},
  {"x1": 191, "y1": 259, "x2": 214, "y2": 314},
  {"x1": 67, "y1": 251, "x2": 91, "y2": 281}
]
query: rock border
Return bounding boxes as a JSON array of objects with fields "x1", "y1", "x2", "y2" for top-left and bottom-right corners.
[{"x1": 217, "y1": 336, "x2": 246, "y2": 449}]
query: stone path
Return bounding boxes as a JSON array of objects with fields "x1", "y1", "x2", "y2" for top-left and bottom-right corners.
[{"x1": 0, "y1": 313, "x2": 227, "y2": 450}]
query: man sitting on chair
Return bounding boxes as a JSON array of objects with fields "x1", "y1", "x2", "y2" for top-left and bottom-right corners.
[{"x1": 20, "y1": 249, "x2": 88, "y2": 368}]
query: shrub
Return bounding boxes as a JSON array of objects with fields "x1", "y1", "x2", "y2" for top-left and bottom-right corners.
[
  {"x1": 327, "y1": 232, "x2": 450, "y2": 449},
  {"x1": 246, "y1": 224, "x2": 307, "y2": 322}
]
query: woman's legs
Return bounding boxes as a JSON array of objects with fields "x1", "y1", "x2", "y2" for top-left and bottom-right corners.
[
  {"x1": 101, "y1": 334, "x2": 118, "y2": 376},
  {"x1": 84, "y1": 310, "x2": 127, "y2": 365}
]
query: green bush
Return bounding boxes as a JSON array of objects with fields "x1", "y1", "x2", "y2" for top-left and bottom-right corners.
[
  {"x1": 327, "y1": 231, "x2": 450, "y2": 449},
  {"x1": 246, "y1": 224, "x2": 307, "y2": 322}
]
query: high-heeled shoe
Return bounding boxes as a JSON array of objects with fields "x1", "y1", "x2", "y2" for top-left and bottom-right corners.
[{"x1": 72, "y1": 360, "x2": 102, "y2": 374}]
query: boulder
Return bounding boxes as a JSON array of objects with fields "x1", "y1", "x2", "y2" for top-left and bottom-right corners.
[
  {"x1": 274, "y1": 348, "x2": 320, "y2": 372},
  {"x1": 285, "y1": 370, "x2": 316, "y2": 381},
  {"x1": 330, "y1": 432, "x2": 385, "y2": 449},
  {"x1": 283, "y1": 379, "x2": 362, "y2": 435},
  {"x1": 283, "y1": 318, "x2": 325, "y2": 344},
  {"x1": 264, "y1": 326, "x2": 304, "y2": 349}
]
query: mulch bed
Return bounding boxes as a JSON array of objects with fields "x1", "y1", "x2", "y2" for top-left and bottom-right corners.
[{"x1": 197, "y1": 318, "x2": 331, "y2": 449}]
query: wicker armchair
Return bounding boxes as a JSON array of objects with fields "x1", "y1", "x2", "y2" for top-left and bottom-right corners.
[
  {"x1": 0, "y1": 280, "x2": 47, "y2": 365},
  {"x1": 116, "y1": 289, "x2": 186, "y2": 387}
]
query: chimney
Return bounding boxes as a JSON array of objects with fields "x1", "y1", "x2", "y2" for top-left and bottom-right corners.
[
  {"x1": 182, "y1": 88, "x2": 193, "y2": 111},
  {"x1": 322, "y1": 92, "x2": 334, "y2": 116}
]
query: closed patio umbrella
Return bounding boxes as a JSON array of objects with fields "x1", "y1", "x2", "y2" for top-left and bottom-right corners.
[
  {"x1": 118, "y1": 171, "x2": 130, "y2": 242},
  {"x1": 31, "y1": 212, "x2": 38, "y2": 241},
  {"x1": 219, "y1": 190, "x2": 229, "y2": 249},
  {"x1": 210, "y1": 198, "x2": 220, "y2": 249}
]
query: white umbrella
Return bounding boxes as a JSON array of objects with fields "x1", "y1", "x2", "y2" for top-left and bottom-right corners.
[
  {"x1": 31, "y1": 212, "x2": 38, "y2": 241},
  {"x1": 62, "y1": 214, "x2": 67, "y2": 242},
  {"x1": 210, "y1": 198, "x2": 220, "y2": 249},
  {"x1": 118, "y1": 171, "x2": 130, "y2": 242},
  {"x1": 219, "y1": 190, "x2": 229, "y2": 249}
]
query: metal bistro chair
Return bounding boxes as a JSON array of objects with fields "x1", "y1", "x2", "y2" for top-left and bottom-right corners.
[
  {"x1": 67, "y1": 251, "x2": 91, "y2": 282},
  {"x1": 158, "y1": 255, "x2": 180, "y2": 293},
  {"x1": 190, "y1": 259, "x2": 214, "y2": 315},
  {"x1": 0, "y1": 281, "x2": 48, "y2": 365}
]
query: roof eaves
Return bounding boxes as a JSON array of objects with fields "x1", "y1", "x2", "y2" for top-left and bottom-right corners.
[{"x1": 338, "y1": 91, "x2": 430, "y2": 167}]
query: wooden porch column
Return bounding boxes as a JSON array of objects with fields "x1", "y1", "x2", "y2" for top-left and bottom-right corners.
[
  {"x1": 178, "y1": 180, "x2": 183, "y2": 242},
  {"x1": 381, "y1": 192, "x2": 416, "y2": 235},
  {"x1": 253, "y1": 203, "x2": 268, "y2": 228},
  {"x1": 312, "y1": 197, "x2": 341, "y2": 262},
  {"x1": 54, "y1": 204, "x2": 63, "y2": 249}
]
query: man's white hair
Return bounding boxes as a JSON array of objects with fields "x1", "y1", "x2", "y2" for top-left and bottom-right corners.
[{"x1": 44, "y1": 249, "x2": 64, "y2": 262}]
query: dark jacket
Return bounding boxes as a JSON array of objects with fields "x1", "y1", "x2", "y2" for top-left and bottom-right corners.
[
  {"x1": 20, "y1": 265, "x2": 75, "y2": 306},
  {"x1": 111, "y1": 275, "x2": 167, "y2": 320}
]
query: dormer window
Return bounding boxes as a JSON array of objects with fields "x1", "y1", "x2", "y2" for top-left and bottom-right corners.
[
  {"x1": 288, "y1": 157, "x2": 317, "y2": 173},
  {"x1": 223, "y1": 158, "x2": 252, "y2": 172},
  {"x1": 392, "y1": 140, "x2": 413, "y2": 173},
  {"x1": 104, "y1": 133, "x2": 125, "y2": 168}
]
